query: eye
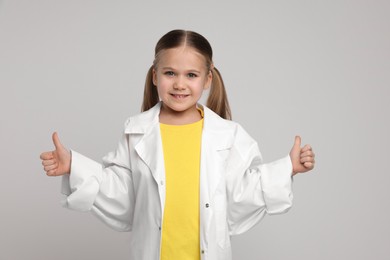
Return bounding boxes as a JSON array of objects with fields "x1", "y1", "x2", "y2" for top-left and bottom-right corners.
[
  {"x1": 187, "y1": 73, "x2": 198, "y2": 78},
  {"x1": 164, "y1": 71, "x2": 175, "y2": 76}
]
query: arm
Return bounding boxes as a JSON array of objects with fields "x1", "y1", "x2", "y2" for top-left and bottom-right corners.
[
  {"x1": 225, "y1": 126, "x2": 315, "y2": 236},
  {"x1": 41, "y1": 131, "x2": 135, "y2": 232},
  {"x1": 225, "y1": 126, "x2": 293, "y2": 236}
]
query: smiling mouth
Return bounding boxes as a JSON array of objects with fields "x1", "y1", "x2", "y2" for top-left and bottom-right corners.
[{"x1": 171, "y1": 94, "x2": 190, "y2": 99}]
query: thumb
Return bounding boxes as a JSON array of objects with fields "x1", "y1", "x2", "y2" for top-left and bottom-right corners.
[
  {"x1": 52, "y1": 132, "x2": 64, "y2": 151},
  {"x1": 290, "y1": 135, "x2": 302, "y2": 157},
  {"x1": 293, "y1": 135, "x2": 301, "y2": 149}
]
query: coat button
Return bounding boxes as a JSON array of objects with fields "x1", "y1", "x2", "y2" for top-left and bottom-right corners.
[
  {"x1": 205, "y1": 203, "x2": 209, "y2": 208},
  {"x1": 201, "y1": 250, "x2": 205, "y2": 254},
  {"x1": 160, "y1": 180, "x2": 164, "y2": 186}
]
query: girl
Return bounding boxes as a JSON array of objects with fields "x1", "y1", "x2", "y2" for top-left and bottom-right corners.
[{"x1": 40, "y1": 30, "x2": 315, "y2": 260}]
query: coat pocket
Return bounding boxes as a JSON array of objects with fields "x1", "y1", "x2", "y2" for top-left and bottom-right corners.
[{"x1": 216, "y1": 147, "x2": 231, "y2": 164}]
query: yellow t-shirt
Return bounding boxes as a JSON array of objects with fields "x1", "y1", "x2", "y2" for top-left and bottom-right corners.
[{"x1": 159, "y1": 118, "x2": 203, "y2": 260}]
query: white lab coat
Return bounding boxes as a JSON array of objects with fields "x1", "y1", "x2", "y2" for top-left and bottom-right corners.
[{"x1": 61, "y1": 102, "x2": 293, "y2": 260}]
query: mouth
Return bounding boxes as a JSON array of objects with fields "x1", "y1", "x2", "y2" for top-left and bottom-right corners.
[{"x1": 171, "y1": 94, "x2": 190, "y2": 99}]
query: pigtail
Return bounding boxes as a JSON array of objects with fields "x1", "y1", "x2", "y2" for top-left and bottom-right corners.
[
  {"x1": 141, "y1": 65, "x2": 160, "y2": 112},
  {"x1": 207, "y1": 67, "x2": 232, "y2": 120}
]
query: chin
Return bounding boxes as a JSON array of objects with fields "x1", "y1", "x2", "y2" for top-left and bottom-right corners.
[{"x1": 164, "y1": 102, "x2": 196, "y2": 113}]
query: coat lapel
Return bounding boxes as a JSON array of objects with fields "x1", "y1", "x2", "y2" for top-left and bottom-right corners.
[
  {"x1": 200, "y1": 105, "x2": 235, "y2": 200},
  {"x1": 135, "y1": 125, "x2": 165, "y2": 185},
  {"x1": 124, "y1": 102, "x2": 165, "y2": 187}
]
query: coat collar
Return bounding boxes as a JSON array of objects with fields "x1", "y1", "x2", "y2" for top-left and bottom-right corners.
[
  {"x1": 124, "y1": 101, "x2": 234, "y2": 139},
  {"x1": 124, "y1": 102, "x2": 162, "y2": 134}
]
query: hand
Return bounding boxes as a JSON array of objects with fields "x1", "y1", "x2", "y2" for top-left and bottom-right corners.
[
  {"x1": 40, "y1": 132, "x2": 71, "y2": 176},
  {"x1": 289, "y1": 136, "x2": 315, "y2": 176}
]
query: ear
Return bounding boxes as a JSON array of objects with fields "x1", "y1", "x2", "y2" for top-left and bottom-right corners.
[
  {"x1": 204, "y1": 70, "x2": 212, "y2": 90},
  {"x1": 152, "y1": 68, "x2": 157, "y2": 86}
]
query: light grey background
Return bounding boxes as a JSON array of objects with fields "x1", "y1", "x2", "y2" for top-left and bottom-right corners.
[{"x1": 1, "y1": 0, "x2": 389, "y2": 259}]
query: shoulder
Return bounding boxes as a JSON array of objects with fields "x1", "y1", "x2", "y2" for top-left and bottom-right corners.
[
  {"x1": 123, "y1": 103, "x2": 161, "y2": 133},
  {"x1": 202, "y1": 105, "x2": 237, "y2": 131},
  {"x1": 203, "y1": 105, "x2": 257, "y2": 147}
]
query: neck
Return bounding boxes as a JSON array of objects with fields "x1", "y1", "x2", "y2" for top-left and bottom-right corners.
[{"x1": 159, "y1": 104, "x2": 202, "y2": 125}]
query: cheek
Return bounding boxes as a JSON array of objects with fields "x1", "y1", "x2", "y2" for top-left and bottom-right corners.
[
  {"x1": 155, "y1": 78, "x2": 170, "y2": 93},
  {"x1": 193, "y1": 81, "x2": 207, "y2": 94}
]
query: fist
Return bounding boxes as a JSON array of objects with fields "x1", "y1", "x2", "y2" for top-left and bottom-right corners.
[
  {"x1": 40, "y1": 132, "x2": 71, "y2": 176},
  {"x1": 289, "y1": 136, "x2": 315, "y2": 176}
]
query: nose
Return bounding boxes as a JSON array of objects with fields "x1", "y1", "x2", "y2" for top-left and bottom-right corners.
[{"x1": 173, "y1": 76, "x2": 186, "y2": 90}]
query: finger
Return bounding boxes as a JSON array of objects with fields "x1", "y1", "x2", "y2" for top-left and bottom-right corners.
[
  {"x1": 40, "y1": 152, "x2": 53, "y2": 160},
  {"x1": 303, "y1": 162, "x2": 314, "y2": 169},
  {"x1": 42, "y1": 159, "x2": 56, "y2": 166},
  {"x1": 52, "y1": 132, "x2": 64, "y2": 151},
  {"x1": 301, "y1": 144, "x2": 312, "y2": 153},
  {"x1": 300, "y1": 156, "x2": 315, "y2": 164},
  {"x1": 46, "y1": 169, "x2": 57, "y2": 176},
  {"x1": 44, "y1": 163, "x2": 58, "y2": 172},
  {"x1": 300, "y1": 150, "x2": 314, "y2": 158}
]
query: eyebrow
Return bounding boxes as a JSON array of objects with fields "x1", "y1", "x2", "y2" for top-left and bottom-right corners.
[{"x1": 161, "y1": 67, "x2": 201, "y2": 73}]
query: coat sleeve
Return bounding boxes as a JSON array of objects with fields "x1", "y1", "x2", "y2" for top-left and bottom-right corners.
[
  {"x1": 60, "y1": 131, "x2": 134, "y2": 232},
  {"x1": 226, "y1": 124, "x2": 293, "y2": 235}
]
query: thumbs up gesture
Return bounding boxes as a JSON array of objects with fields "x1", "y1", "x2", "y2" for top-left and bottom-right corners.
[
  {"x1": 40, "y1": 132, "x2": 71, "y2": 176},
  {"x1": 289, "y1": 136, "x2": 315, "y2": 176}
]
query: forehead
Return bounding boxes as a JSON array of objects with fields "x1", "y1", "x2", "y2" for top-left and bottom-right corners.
[{"x1": 156, "y1": 46, "x2": 207, "y2": 69}]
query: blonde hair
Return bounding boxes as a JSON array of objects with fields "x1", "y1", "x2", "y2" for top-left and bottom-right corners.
[{"x1": 141, "y1": 30, "x2": 232, "y2": 120}]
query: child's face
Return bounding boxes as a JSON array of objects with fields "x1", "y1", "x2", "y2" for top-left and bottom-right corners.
[{"x1": 153, "y1": 46, "x2": 212, "y2": 117}]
